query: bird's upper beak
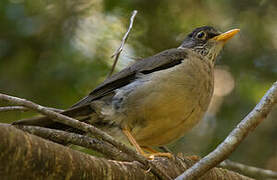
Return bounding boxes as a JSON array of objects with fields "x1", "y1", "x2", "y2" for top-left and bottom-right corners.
[{"x1": 212, "y1": 29, "x2": 240, "y2": 43}]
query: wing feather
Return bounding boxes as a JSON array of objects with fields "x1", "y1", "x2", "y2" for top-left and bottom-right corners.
[{"x1": 72, "y1": 48, "x2": 188, "y2": 107}]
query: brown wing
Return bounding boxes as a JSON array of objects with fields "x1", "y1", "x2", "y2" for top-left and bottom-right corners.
[{"x1": 72, "y1": 48, "x2": 188, "y2": 107}]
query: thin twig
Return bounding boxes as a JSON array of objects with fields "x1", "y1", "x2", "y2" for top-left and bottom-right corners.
[
  {"x1": 0, "y1": 93, "x2": 171, "y2": 180},
  {"x1": 0, "y1": 106, "x2": 63, "y2": 113},
  {"x1": 219, "y1": 159, "x2": 277, "y2": 179},
  {"x1": 44, "y1": 107, "x2": 63, "y2": 113},
  {"x1": 17, "y1": 125, "x2": 133, "y2": 161},
  {"x1": 0, "y1": 106, "x2": 29, "y2": 112},
  {"x1": 175, "y1": 81, "x2": 277, "y2": 180},
  {"x1": 107, "y1": 10, "x2": 138, "y2": 77}
]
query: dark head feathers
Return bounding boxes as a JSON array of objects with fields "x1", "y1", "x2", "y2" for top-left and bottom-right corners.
[
  {"x1": 180, "y1": 26, "x2": 221, "y2": 49},
  {"x1": 187, "y1": 26, "x2": 221, "y2": 39}
]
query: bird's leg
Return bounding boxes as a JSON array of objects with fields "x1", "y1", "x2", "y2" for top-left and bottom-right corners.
[
  {"x1": 122, "y1": 127, "x2": 172, "y2": 159},
  {"x1": 122, "y1": 127, "x2": 149, "y2": 158},
  {"x1": 143, "y1": 146, "x2": 159, "y2": 153}
]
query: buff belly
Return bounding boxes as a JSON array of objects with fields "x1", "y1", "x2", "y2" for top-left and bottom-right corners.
[
  {"x1": 98, "y1": 53, "x2": 214, "y2": 147},
  {"x1": 122, "y1": 55, "x2": 214, "y2": 147}
]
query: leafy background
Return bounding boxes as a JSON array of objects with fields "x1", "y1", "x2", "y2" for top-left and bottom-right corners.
[{"x1": 0, "y1": 0, "x2": 276, "y2": 171}]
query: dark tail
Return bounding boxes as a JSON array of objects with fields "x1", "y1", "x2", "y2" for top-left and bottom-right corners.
[{"x1": 12, "y1": 104, "x2": 94, "y2": 131}]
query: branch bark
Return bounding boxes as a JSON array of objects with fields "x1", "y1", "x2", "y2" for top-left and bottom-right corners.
[
  {"x1": 17, "y1": 125, "x2": 133, "y2": 161},
  {"x1": 0, "y1": 106, "x2": 62, "y2": 113},
  {"x1": 0, "y1": 123, "x2": 252, "y2": 180},
  {"x1": 0, "y1": 106, "x2": 29, "y2": 112}
]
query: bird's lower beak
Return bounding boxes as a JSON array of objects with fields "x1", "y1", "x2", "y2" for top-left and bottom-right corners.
[{"x1": 212, "y1": 29, "x2": 240, "y2": 43}]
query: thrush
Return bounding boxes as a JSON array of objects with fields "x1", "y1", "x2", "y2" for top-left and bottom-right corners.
[{"x1": 13, "y1": 26, "x2": 240, "y2": 159}]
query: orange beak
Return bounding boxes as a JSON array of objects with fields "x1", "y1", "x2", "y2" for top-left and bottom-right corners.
[{"x1": 212, "y1": 29, "x2": 240, "y2": 43}]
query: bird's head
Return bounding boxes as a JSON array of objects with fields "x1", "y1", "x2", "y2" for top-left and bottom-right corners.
[{"x1": 179, "y1": 26, "x2": 240, "y2": 64}]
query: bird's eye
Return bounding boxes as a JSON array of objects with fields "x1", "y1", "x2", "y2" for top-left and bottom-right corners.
[{"x1": 196, "y1": 31, "x2": 206, "y2": 40}]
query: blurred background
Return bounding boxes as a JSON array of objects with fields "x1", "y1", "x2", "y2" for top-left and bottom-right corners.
[{"x1": 0, "y1": 0, "x2": 276, "y2": 172}]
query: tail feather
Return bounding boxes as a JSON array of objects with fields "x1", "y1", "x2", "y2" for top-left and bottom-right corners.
[{"x1": 12, "y1": 104, "x2": 94, "y2": 130}]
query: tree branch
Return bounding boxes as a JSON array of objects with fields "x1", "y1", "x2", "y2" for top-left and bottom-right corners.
[
  {"x1": 0, "y1": 123, "x2": 156, "y2": 180},
  {"x1": 0, "y1": 106, "x2": 29, "y2": 112},
  {"x1": 0, "y1": 123, "x2": 252, "y2": 180},
  {"x1": 176, "y1": 81, "x2": 277, "y2": 180},
  {"x1": 219, "y1": 159, "x2": 277, "y2": 179},
  {"x1": 17, "y1": 125, "x2": 133, "y2": 161},
  {"x1": 0, "y1": 106, "x2": 63, "y2": 113}
]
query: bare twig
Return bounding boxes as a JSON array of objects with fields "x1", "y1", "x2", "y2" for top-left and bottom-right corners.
[
  {"x1": 175, "y1": 81, "x2": 277, "y2": 180},
  {"x1": 0, "y1": 106, "x2": 63, "y2": 113},
  {"x1": 0, "y1": 106, "x2": 29, "y2": 112},
  {"x1": 219, "y1": 159, "x2": 277, "y2": 179},
  {"x1": 44, "y1": 107, "x2": 63, "y2": 113},
  {"x1": 108, "y1": 10, "x2": 138, "y2": 77},
  {"x1": 17, "y1": 125, "x2": 133, "y2": 161},
  {"x1": 0, "y1": 93, "x2": 171, "y2": 180}
]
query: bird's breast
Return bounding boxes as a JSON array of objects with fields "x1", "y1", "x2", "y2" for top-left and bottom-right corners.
[{"x1": 112, "y1": 55, "x2": 214, "y2": 146}]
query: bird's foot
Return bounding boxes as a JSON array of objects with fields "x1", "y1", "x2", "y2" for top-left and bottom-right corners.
[
  {"x1": 122, "y1": 128, "x2": 173, "y2": 160},
  {"x1": 185, "y1": 155, "x2": 200, "y2": 161},
  {"x1": 177, "y1": 153, "x2": 200, "y2": 161}
]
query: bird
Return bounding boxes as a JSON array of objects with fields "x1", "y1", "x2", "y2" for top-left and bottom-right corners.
[{"x1": 13, "y1": 26, "x2": 240, "y2": 159}]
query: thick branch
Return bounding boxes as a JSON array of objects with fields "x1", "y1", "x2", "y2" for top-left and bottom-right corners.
[
  {"x1": 176, "y1": 81, "x2": 277, "y2": 180},
  {"x1": 17, "y1": 125, "x2": 133, "y2": 161},
  {"x1": 0, "y1": 123, "x2": 155, "y2": 180},
  {"x1": 0, "y1": 124, "x2": 252, "y2": 180}
]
